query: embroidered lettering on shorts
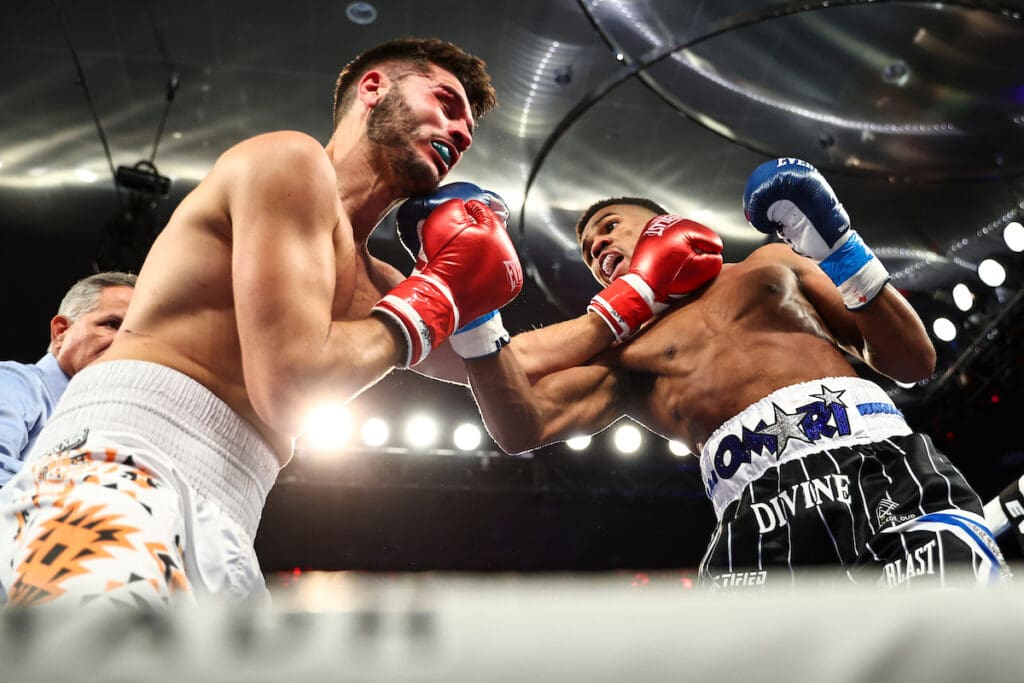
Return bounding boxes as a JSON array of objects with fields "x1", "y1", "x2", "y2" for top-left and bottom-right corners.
[
  {"x1": 707, "y1": 385, "x2": 854, "y2": 493},
  {"x1": 750, "y1": 474, "x2": 852, "y2": 533},
  {"x1": 877, "y1": 539, "x2": 938, "y2": 588},
  {"x1": 710, "y1": 570, "x2": 768, "y2": 589}
]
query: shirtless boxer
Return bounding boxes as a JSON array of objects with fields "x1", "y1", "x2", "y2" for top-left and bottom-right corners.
[
  {"x1": 466, "y1": 158, "x2": 1011, "y2": 589},
  {"x1": 0, "y1": 38, "x2": 542, "y2": 608}
]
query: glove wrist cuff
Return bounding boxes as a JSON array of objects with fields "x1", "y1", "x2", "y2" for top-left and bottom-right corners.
[
  {"x1": 450, "y1": 310, "x2": 510, "y2": 360},
  {"x1": 373, "y1": 275, "x2": 458, "y2": 368},
  {"x1": 819, "y1": 231, "x2": 890, "y2": 309},
  {"x1": 588, "y1": 274, "x2": 662, "y2": 342}
]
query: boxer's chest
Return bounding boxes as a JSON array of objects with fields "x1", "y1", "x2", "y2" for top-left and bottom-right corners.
[{"x1": 331, "y1": 247, "x2": 390, "y2": 320}]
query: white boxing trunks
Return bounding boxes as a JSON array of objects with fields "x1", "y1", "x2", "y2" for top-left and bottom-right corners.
[{"x1": 0, "y1": 360, "x2": 280, "y2": 607}]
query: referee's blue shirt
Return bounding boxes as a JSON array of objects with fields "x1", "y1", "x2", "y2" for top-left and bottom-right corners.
[{"x1": 0, "y1": 353, "x2": 69, "y2": 486}]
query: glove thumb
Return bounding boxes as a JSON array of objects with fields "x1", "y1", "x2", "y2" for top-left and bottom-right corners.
[{"x1": 464, "y1": 199, "x2": 504, "y2": 231}]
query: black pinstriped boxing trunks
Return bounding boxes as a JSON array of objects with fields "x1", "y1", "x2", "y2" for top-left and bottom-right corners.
[{"x1": 697, "y1": 377, "x2": 1011, "y2": 589}]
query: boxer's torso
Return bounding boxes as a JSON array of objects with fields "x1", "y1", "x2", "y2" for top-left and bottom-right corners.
[
  {"x1": 100, "y1": 140, "x2": 397, "y2": 463},
  {"x1": 612, "y1": 244, "x2": 858, "y2": 451}
]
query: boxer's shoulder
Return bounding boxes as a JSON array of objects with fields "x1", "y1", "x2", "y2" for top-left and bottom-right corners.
[
  {"x1": 216, "y1": 131, "x2": 331, "y2": 182},
  {"x1": 226, "y1": 129, "x2": 324, "y2": 156},
  {"x1": 746, "y1": 241, "x2": 802, "y2": 262},
  {"x1": 212, "y1": 131, "x2": 337, "y2": 219}
]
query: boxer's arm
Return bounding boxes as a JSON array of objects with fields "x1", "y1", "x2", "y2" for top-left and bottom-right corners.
[
  {"x1": 412, "y1": 311, "x2": 616, "y2": 386},
  {"x1": 744, "y1": 159, "x2": 935, "y2": 384},
  {"x1": 505, "y1": 313, "x2": 616, "y2": 384},
  {"x1": 466, "y1": 346, "x2": 625, "y2": 455},
  {"x1": 368, "y1": 256, "x2": 468, "y2": 384},
  {"x1": 783, "y1": 246, "x2": 936, "y2": 383},
  {"x1": 226, "y1": 132, "x2": 404, "y2": 434}
]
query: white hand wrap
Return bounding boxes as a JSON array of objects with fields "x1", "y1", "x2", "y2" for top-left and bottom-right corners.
[
  {"x1": 449, "y1": 310, "x2": 510, "y2": 360},
  {"x1": 818, "y1": 231, "x2": 890, "y2": 309}
]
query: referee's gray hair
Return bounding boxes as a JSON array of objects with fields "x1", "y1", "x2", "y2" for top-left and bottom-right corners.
[{"x1": 48, "y1": 271, "x2": 137, "y2": 352}]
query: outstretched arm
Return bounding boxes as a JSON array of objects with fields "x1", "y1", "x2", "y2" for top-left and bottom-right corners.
[
  {"x1": 466, "y1": 346, "x2": 625, "y2": 455},
  {"x1": 506, "y1": 314, "x2": 617, "y2": 384},
  {"x1": 469, "y1": 215, "x2": 723, "y2": 453},
  {"x1": 414, "y1": 311, "x2": 615, "y2": 386}
]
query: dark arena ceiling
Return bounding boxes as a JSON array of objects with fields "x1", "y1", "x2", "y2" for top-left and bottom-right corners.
[{"x1": 1, "y1": 1, "x2": 1023, "y2": 572}]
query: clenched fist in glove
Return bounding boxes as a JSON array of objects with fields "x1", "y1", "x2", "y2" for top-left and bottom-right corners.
[
  {"x1": 743, "y1": 157, "x2": 889, "y2": 309},
  {"x1": 395, "y1": 182, "x2": 515, "y2": 361},
  {"x1": 374, "y1": 198, "x2": 523, "y2": 367},
  {"x1": 396, "y1": 181, "x2": 510, "y2": 269},
  {"x1": 589, "y1": 215, "x2": 724, "y2": 342}
]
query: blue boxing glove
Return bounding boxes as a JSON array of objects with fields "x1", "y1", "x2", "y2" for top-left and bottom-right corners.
[
  {"x1": 743, "y1": 157, "x2": 889, "y2": 309},
  {"x1": 396, "y1": 182, "x2": 513, "y2": 360},
  {"x1": 397, "y1": 181, "x2": 511, "y2": 269}
]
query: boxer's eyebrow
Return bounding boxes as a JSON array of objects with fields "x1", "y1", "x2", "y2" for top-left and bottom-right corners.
[
  {"x1": 436, "y1": 84, "x2": 475, "y2": 135},
  {"x1": 581, "y1": 211, "x2": 616, "y2": 262}
]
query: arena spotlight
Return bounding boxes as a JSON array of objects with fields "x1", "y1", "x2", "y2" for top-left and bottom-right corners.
[
  {"x1": 453, "y1": 423, "x2": 483, "y2": 451},
  {"x1": 403, "y1": 414, "x2": 440, "y2": 450},
  {"x1": 301, "y1": 403, "x2": 352, "y2": 452},
  {"x1": 361, "y1": 417, "x2": 389, "y2": 447},
  {"x1": 668, "y1": 440, "x2": 691, "y2": 457},
  {"x1": 1004, "y1": 221, "x2": 1024, "y2": 252},
  {"x1": 565, "y1": 435, "x2": 592, "y2": 451},
  {"x1": 951, "y1": 283, "x2": 975, "y2": 312},
  {"x1": 932, "y1": 317, "x2": 957, "y2": 343},
  {"x1": 978, "y1": 259, "x2": 1006, "y2": 288},
  {"x1": 613, "y1": 423, "x2": 643, "y2": 455}
]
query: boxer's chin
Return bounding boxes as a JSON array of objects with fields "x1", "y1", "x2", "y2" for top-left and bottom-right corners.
[{"x1": 394, "y1": 155, "x2": 439, "y2": 196}]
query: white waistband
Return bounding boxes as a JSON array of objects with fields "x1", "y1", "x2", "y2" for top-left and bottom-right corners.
[
  {"x1": 700, "y1": 377, "x2": 912, "y2": 520},
  {"x1": 29, "y1": 360, "x2": 280, "y2": 539}
]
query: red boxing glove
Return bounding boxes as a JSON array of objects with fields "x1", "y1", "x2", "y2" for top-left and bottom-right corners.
[
  {"x1": 588, "y1": 215, "x2": 723, "y2": 341},
  {"x1": 374, "y1": 199, "x2": 523, "y2": 367}
]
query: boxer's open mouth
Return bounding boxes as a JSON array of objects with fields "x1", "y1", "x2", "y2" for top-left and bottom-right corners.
[{"x1": 601, "y1": 252, "x2": 623, "y2": 280}]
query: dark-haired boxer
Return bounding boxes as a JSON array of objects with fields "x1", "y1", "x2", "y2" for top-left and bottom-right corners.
[
  {"x1": 0, "y1": 38, "x2": 543, "y2": 608},
  {"x1": 466, "y1": 158, "x2": 1011, "y2": 590}
]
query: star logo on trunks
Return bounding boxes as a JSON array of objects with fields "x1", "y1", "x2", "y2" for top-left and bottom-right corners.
[
  {"x1": 707, "y1": 384, "x2": 854, "y2": 493},
  {"x1": 808, "y1": 386, "x2": 846, "y2": 408},
  {"x1": 757, "y1": 404, "x2": 812, "y2": 455}
]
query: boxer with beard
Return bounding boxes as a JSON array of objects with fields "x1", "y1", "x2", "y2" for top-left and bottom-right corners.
[{"x1": 0, "y1": 38, "x2": 540, "y2": 608}]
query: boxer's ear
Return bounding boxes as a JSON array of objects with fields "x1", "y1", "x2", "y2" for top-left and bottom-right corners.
[
  {"x1": 358, "y1": 70, "x2": 387, "y2": 108},
  {"x1": 50, "y1": 314, "x2": 71, "y2": 353}
]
